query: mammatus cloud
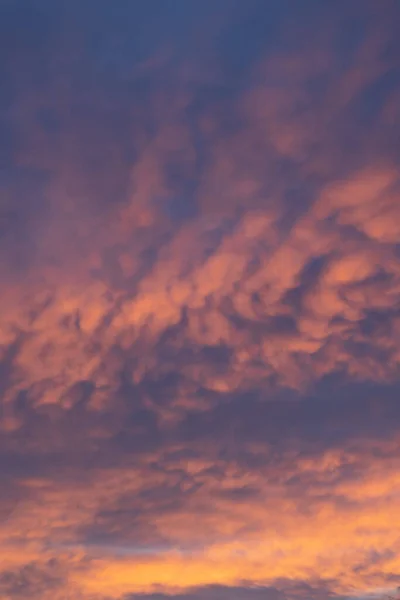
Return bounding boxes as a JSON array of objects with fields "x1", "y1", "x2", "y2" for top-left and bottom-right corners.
[{"x1": 1, "y1": 1, "x2": 400, "y2": 599}]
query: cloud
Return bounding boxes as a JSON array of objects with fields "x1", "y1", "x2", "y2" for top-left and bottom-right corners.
[
  {"x1": 1, "y1": 1, "x2": 400, "y2": 599},
  {"x1": 0, "y1": 560, "x2": 65, "y2": 600},
  {"x1": 124, "y1": 581, "x2": 340, "y2": 600}
]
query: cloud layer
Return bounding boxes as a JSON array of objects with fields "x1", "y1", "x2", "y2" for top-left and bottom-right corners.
[{"x1": 1, "y1": 1, "x2": 400, "y2": 599}]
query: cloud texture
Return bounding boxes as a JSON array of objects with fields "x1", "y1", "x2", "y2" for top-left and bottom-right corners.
[{"x1": 1, "y1": 1, "x2": 400, "y2": 598}]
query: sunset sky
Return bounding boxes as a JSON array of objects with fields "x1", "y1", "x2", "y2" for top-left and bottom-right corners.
[{"x1": 1, "y1": 1, "x2": 400, "y2": 599}]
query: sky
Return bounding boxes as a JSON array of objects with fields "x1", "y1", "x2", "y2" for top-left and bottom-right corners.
[{"x1": 1, "y1": 0, "x2": 400, "y2": 599}]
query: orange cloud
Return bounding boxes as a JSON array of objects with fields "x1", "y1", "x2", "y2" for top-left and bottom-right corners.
[{"x1": 1, "y1": 2, "x2": 400, "y2": 600}]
